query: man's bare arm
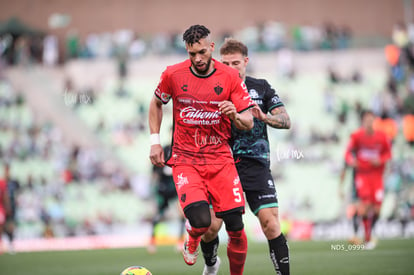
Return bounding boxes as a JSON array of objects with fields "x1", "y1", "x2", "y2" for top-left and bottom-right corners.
[
  {"x1": 253, "y1": 105, "x2": 291, "y2": 129},
  {"x1": 219, "y1": 101, "x2": 253, "y2": 130},
  {"x1": 234, "y1": 109, "x2": 254, "y2": 130},
  {"x1": 148, "y1": 95, "x2": 165, "y2": 167}
]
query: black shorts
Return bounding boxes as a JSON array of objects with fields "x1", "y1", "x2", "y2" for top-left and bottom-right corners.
[{"x1": 236, "y1": 158, "x2": 278, "y2": 215}]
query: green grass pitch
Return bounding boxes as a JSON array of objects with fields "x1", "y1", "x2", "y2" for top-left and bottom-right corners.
[{"x1": 1, "y1": 238, "x2": 413, "y2": 274}]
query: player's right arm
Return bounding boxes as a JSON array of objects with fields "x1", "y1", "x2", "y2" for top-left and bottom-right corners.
[
  {"x1": 148, "y1": 95, "x2": 165, "y2": 167},
  {"x1": 1, "y1": 181, "x2": 11, "y2": 216},
  {"x1": 338, "y1": 163, "x2": 348, "y2": 200}
]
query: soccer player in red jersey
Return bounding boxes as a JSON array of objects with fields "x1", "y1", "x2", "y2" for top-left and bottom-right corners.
[
  {"x1": 148, "y1": 25, "x2": 254, "y2": 275},
  {"x1": 344, "y1": 110, "x2": 392, "y2": 249},
  {"x1": 0, "y1": 173, "x2": 11, "y2": 254}
]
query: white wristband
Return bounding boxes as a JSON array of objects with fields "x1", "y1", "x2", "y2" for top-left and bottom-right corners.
[{"x1": 150, "y1": 133, "x2": 160, "y2": 145}]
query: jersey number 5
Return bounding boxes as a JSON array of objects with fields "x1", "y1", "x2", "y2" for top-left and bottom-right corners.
[{"x1": 233, "y1": 187, "x2": 242, "y2": 203}]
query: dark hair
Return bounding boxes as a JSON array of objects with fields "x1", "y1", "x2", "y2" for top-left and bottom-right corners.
[
  {"x1": 220, "y1": 38, "x2": 248, "y2": 56},
  {"x1": 360, "y1": 109, "x2": 374, "y2": 121},
  {"x1": 183, "y1": 25, "x2": 210, "y2": 46}
]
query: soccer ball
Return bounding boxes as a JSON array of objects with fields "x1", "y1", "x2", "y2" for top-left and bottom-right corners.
[{"x1": 120, "y1": 266, "x2": 152, "y2": 275}]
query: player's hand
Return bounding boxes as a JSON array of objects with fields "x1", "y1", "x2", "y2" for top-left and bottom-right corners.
[
  {"x1": 370, "y1": 158, "x2": 381, "y2": 166},
  {"x1": 348, "y1": 158, "x2": 357, "y2": 168},
  {"x1": 251, "y1": 103, "x2": 266, "y2": 121},
  {"x1": 219, "y1": 101, "x2": 237, "y2": 121},
  {"x1": 149, "y1": 144, "x2": 165, "y2": 167}
]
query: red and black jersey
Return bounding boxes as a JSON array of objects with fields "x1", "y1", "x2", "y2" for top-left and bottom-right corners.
[
  {"x1": 345, "y1": 128, "x2": 392, "y2": 174},
  {"x1": 154, "y1": 58, "x2": 254, "y2": 165},
  {"x1": 0, "y1": 179, "x2": 7, "y2": 213}
]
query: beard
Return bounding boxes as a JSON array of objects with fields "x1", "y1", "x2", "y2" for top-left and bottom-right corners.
[{"x1": 192, "y1": 56, "x2": 212, "y2": 75}]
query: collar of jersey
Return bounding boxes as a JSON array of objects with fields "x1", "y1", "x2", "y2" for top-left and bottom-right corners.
[{"x1": 189, "y1": 65, "x2": 216, "y2": 78}]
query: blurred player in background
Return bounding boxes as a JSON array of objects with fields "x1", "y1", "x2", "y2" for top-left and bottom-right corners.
[
  {"x1": 148, "y1": 25, "x2": 254, "y2": 275},
  {"x1": 201, "y1": 38, "x2": 291, "y2": 275},
  {"x1": 3, "y1": 163, "x2": 20, "y2": 254},
  {"x1": 0, "y1": 165, "x2": 11, "y2": 254},
  {"x1": 344, "y1": 110, "x2": 392, "y2": 249},
  {"x1": 338, "y1": 162, "x2": 360, "y2": 244},
  {"x1": 147, "y1": 144, "x2": 186, "y2": 254}
]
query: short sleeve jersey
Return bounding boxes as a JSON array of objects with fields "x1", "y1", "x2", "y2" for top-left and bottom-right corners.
[
  {"x1": 154, "y1": 59, "x2": 253, "y2": 165},
  {"x1": 231, "y1": 76, "x2": 284, "y2": 167},
  {"x1": 345, "y1": 128, "x2": 392, "y2": 174}
]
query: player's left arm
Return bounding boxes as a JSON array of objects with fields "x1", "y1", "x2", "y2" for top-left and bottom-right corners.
[
  {"x1": 379, "y1": 135, "x2": 392, "y2": 164},
  {"x1": 219, "y1": 101, "x2": 253, "y2": 130},
  {"x1": 254, "y1": 80, "x2": 290, "y2": 129},
  {"x1": 253, "y1": 105, "x2": 291, "y2": 129}
]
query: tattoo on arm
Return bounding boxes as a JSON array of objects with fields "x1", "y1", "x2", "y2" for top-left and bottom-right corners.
[{"x1": 266, "y1": 106, "x2": 291, "y2": 129}]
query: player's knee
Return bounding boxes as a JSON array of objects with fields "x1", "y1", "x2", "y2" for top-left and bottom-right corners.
[
  {"x1": 222, "y1": 212, "x2": 244, "y2": 232},
  {"x1": 261, "y1": 218, "x2": 280, "y2": 239},
  {"x1": 261, "y1": 216, "x2": 278, "y2": 230},
  {"x1": 202, "y1": 226, "x2": 218, "y2": 242},
  {"x1": 184, "y1": 201, "x2": 211, "y2": 228}
]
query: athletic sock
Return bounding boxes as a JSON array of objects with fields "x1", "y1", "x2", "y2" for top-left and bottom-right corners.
[
  {"x1": 362, "y1": 216, "x2": 372, "y2": 242},
  {"x1": 268, "y1": 233, "x2": 290, "y2": 275},
  {"x1": 201, "y1": 236, "x2": 219, "y2": 266},
  {"x1": 371, "y1": 213, "x2": 379, "y2": 230},
  {"x1": 227, "y1": 229, "x2": 248, "y2": 275},
  {"x1": 352, "y1": 213, "x2": 359, "y2": 235}
]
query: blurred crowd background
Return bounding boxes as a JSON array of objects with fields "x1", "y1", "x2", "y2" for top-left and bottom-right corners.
[{"x1": 0, "y1": 0, "x2": 414, "y2": 249}]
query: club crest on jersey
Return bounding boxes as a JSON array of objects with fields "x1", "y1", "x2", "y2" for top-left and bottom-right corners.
[
  {"x1": 214, "y1": 84, "x2": 223, "y2": 95},
  {"x1": 249, "y1": 89, "x2": 259, "y2": 99}
]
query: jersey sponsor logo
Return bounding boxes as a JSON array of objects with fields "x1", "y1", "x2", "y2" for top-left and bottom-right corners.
[
  {"x1": 268, "y1": 179, "x2": 274, "y2": 187},
  {"x1": 180, "y1": 106, "x2": 221, "y2": 125},
  {"x1": 178, "y1": 98, "x2": 192, "y2": 104},
  {"x1": 271, "y1": 95, "x2": 281, "y2": 104},
  {"x1": 214, "y1": 84, "x2": 223, "y2": 95},
  {"x1": 358, "y1": 148, "x2": 380, "y2": 161},
  {"x1": 258, "y1": 194, "x2": 276, "y2": 200},
  {"x1": 241, "y1": 81, "x2": 247, "y2": 91},
  {"x1": 181, "y1": 84, "x2": 188, "y2": 92}
]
